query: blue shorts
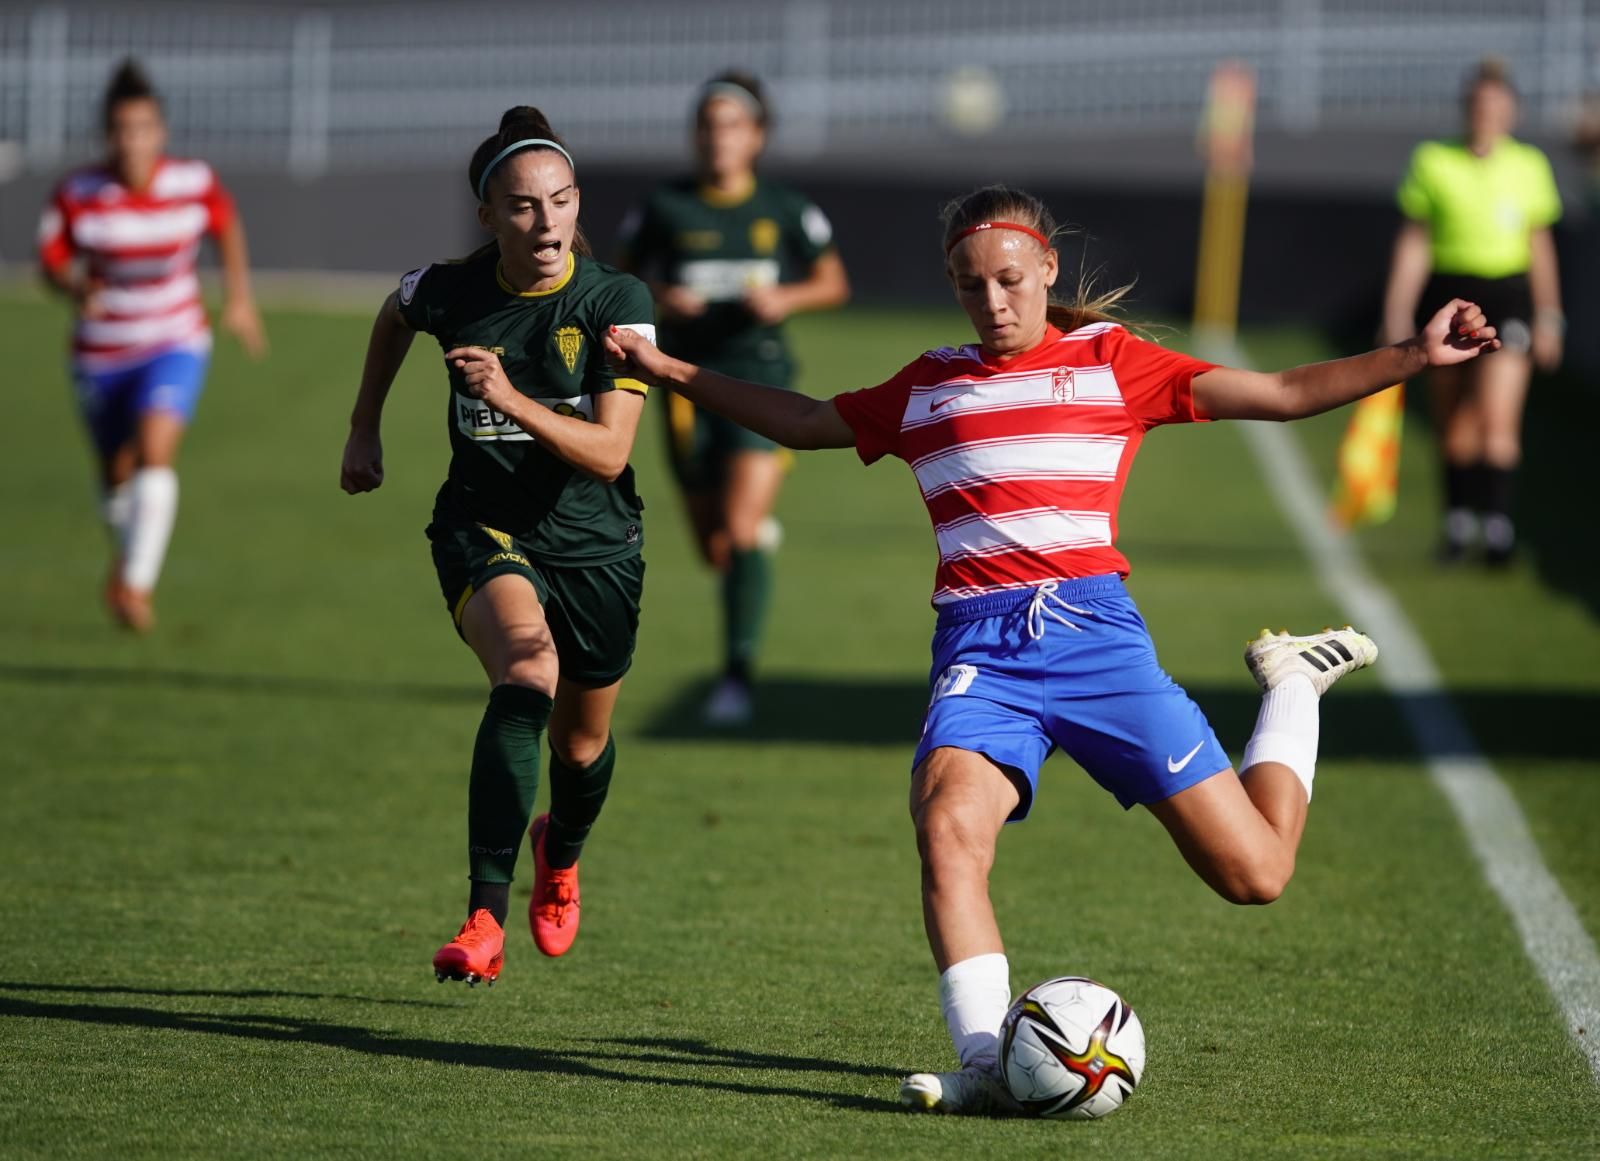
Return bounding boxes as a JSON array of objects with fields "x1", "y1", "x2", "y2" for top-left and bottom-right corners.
[
  {"x1": 74, "y1": 347, "x2": 210, "y2": 456},
  {"x1": 912, "y1": 576, "x2": 1232, "y2": 819}
]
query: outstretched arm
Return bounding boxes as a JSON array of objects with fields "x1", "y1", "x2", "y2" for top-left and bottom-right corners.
[
  {"x1": 1192, "y1": 299, "x2": 1499, "y2": 422},
  {"x1": 603, "y1": 325, "x2": 856, "y2": 450},
  {"x1": 341, "y1": 292, "x2": 416, "y2": 494}
]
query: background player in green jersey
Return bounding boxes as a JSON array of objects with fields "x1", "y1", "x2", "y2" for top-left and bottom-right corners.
[
  {"x1": 340, "y1": 107, "x2": 657, "y2": 985},
  {"x1": 618, "y1": 71, "x2": 850, "y2": 725},
  {"x1": 1380, "y1": 58, "x2": 1564, "y2": 566}
]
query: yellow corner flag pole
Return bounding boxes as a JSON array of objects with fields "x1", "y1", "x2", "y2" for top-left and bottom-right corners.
[
  {"x1": 1329, "y1": 383, "x2": 1405, "y2": 528},
  {"x1": 1192, "y1": 61, "x2": 1255, "y2": 348}
]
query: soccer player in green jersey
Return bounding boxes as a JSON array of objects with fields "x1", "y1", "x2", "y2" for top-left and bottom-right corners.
[
  {"x1": 340, "y1": 107, "x2": 657, "y2": 985},
  {"x1": 618, "y1": 71, "x2": 850, "y2": 725},
  {"x1": 1381, "y1": 58, "x2": 1563, "y2": 566}
]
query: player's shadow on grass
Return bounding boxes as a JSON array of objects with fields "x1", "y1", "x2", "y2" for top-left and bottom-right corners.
[
  {"x1": 0, "y1": 986, "x2": 904, "y2": 1114},
  {"x1": 0, "y1": 980, "x2": 451, "y2": 1009},
  {"x1": 0, "y1": 663, "x2": 482, "y2": 706},
  {"x1": 642, "y1": 675, "x2": 1597, "y2": 762}
]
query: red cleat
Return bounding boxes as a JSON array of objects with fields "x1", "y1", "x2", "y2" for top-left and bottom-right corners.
[
  {"x1": 528, "y1": 813, "x2": 580, "y2": 957},
  {"x1": 432, "y1": 908, "x2": 504, "y2": 986}
]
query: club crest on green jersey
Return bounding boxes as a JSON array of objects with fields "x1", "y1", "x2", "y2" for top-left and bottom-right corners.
[{"x1": 555, "y1": 326, "x2": 584, "y2": 373}]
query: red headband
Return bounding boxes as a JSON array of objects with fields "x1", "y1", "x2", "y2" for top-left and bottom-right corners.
[{"x1": 945, "y1": 220, "x2": 1051, "y2": 254}]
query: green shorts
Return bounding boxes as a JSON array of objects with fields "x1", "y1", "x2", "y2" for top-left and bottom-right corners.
[
  {"x1": 426, "y1": 520, "x2": 645, "y2": 687},
  {"x1": 663, "y1": 361, "x2": 792, "y2": 491}
]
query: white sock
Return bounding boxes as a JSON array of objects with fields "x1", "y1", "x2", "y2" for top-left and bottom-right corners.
[
  {"x1": 939, "y1": 952, "x2": 1011, "y2": 1069},
  {"x1": 1240, "y1": 673, "x2": 1320, "y2": 800},
  {"x1": 122, "y1": 466, "x2": 179, "y2": 592},
  {"x1": 102, "y1": 480, "x2": 134, "y2": 553}
]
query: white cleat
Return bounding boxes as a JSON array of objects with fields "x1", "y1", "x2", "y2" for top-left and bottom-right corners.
[
  {"x1": 702, "y1": 676, "x2": 753, "y2": 727},
  {"x1": 1244, "y1": 626, "x2": 1378, "y2": 696},
  {"x1": 899, "y1": 1065, "x2": 1022, "y2": 1117}
]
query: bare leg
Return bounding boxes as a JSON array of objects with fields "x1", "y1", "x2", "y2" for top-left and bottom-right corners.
[
  {"x1": 721, "y1": 450, "x2": 785, "y2": 553},
  {"x1": 909, "y1": 746, "x2": 1021, "y2": 971},
  {"x1": 459, "y1": 573, "x2": 559, "y2": 694},
  {"x1": 1147, "y1": 766, "x2": 1299, "y2": 905}
]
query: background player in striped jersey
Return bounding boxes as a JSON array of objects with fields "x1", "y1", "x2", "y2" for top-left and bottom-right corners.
[
  {"x1": 38, "y1": 59, "x2": 265, "y2": 632},
  {"x1": 618, "y1": 71, "x2": 850, "y2": 725},
  {"x1": 607, "y1": 184, "x2": 1500, "y2": 1115}
]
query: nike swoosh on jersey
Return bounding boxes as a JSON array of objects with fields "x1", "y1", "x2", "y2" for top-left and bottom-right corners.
[
  {"x1": 928, "y1": 388, "x2": 973, "y2": 412},
  {"x1": 1166, "y1": 740, "x2": 1206, "y2": 774}
]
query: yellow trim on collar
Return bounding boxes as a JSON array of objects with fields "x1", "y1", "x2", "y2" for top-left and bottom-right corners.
[
  {"x1": 497, "y1": 252, "x2": 575, "y2": 297},
  {"x1": 697, "y1": 175, "x2": 757, "y2": 208}
]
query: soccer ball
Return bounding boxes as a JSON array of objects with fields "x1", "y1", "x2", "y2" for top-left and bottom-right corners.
[{"x1": 999, "y1": 976, "x2": 1145, "y2": 1119}]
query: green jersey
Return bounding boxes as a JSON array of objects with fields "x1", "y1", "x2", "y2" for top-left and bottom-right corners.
[
  {"x1": 617, "y1": 176, "x2": 834, "y2": 374},
  {"x1": 397, "y1": 247, "x2": 656, "y2": 566},
  {"x1": 1397, "y1": 138, "x2": 1562, "y2": 278}
]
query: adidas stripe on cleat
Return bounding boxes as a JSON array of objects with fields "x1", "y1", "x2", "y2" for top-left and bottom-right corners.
[{"x1": 1244, "y1": 626, "x2": 1378, "y2": 696}]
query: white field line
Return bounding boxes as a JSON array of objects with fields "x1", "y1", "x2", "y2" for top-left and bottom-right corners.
[{"x1": 1231, "y1": 402, "x2": 1600, "y2": 1084}]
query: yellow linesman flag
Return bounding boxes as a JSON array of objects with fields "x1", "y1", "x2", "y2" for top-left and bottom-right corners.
[{"x1": 1330, "y1": 384, "x2": 1405, "y2": 528}]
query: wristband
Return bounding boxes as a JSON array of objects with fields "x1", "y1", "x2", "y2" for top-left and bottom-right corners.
[{"x1": 1534, "y1": 307, "x2": 1566, "y2": 335}]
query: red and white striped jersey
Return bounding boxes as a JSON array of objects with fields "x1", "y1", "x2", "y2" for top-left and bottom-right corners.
[
  {"x1": 37, "y1": 158, "x2": 235, "y2": 371},
  {"x1": 833, "y1": 322, "x2": 1215, "y2": 606}
]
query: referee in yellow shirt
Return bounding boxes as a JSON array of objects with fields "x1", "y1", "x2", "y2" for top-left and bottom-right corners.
[{"x1": 1381, "y1": 58, "x2": 1563, "y2": 566}]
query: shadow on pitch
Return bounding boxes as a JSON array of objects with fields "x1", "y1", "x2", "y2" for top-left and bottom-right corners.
[
  {"x1": 641, "y1": 674, "x2": 1596, "y2": 762},
  {"x1": 0, "y1": 980, "x2": 451, "y2": 1009},
  {"x1": 0, "y1": 986, "x2": 902, "y2": 1113},
  {"x1": 0, "y1": 663, "x2": 481, "y2": 707}
]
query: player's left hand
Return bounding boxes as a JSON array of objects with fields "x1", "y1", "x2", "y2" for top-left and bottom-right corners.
[
  {"x1": 1417, "y1": 299, "x2": 1500, "y2": 367},
  {"x1": 445, "y1": 346, "x2": 516, "y2": 410},
  {"x1": 1532, "y1": 321, "x2": 1563, "y2": 373},
  {"x1": 221, "y1": 297, "x2": 268, "y2": 359},
  {"x1": 741, "y1": 285, "x2": 791, "y2": 326}
]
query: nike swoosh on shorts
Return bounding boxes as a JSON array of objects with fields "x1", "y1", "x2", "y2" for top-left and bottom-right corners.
[{"x1": 1167, "y1": 740, "x2": 1205, "y2": 774}]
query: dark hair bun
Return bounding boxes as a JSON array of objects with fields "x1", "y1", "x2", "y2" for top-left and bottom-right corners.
[
  {"x1": 103, "y1": 57, "x2": 159, "y2": 128},
  {"x1": 468, "y1": 106, "x2": 573, "y2": 199},
  {"x1": 498, "y1": 105, "x2": 553, "y2": 136}
]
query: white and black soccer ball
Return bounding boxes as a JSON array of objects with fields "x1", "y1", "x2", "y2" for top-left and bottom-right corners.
[{"x1": 999, "y1": 976, "x2": 1145, "y2": 1120}]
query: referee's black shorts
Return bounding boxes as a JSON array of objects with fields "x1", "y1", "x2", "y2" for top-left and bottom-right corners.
[{"x1": 1417, "y1": 272, "x2": 1533, "y2": 353}]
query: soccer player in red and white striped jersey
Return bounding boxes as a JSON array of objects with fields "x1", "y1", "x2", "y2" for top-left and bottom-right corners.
[
  {"x1": 607, "y1": 184, "x2": 1499, "y2": 1115},
  {"x1": 38, "y1": 59, "x2": 264, "y2": 632}
]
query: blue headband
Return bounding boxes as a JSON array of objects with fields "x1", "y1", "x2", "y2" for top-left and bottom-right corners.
[{"x1": 476, "y1": 137, "x2": 575, "y2": 201}]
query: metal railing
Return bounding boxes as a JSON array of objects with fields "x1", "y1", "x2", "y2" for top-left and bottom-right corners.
[{"x1": 1, "y1": 1, "x2": 1595, "y2": 176}]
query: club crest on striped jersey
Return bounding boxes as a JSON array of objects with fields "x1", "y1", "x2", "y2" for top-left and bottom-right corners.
[
  {"x1": 1053, "y1": 366, "x2": 1076, "y2": 402},
  {"x1": 554, "y1": 326, "x2": 584, "y2": 373}
]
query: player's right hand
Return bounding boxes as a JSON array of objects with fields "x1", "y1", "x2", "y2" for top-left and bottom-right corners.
[
  {"x1": 340, "y1": 428, "x2": 384, "y2": 494},
  {"x1": 604, "y1": 325, "x2": 675, "y2": 386}
]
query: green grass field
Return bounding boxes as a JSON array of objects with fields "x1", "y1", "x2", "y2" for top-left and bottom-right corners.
[{"x1": 1, "y1": 290, "x2": 1596, "y2": 1160}]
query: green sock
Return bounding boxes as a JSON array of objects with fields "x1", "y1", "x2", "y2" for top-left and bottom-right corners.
[
  {"x1": 721, "y1": 546, "x2": 772, "y2": 680},
  {"x1": 544, "y1": 735, "x2": 616, "y2": 870},
  {"x1": 467, "y1": 684, "x2": 553, "y2": 887}
]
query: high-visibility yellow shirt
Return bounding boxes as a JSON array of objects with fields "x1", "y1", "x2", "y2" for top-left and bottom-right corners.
[{"x1": 1397, "y1": 138, "x2": 1562, "y2": 277}]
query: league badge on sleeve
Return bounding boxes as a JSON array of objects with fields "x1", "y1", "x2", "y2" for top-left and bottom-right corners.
[{"x1": 399, "y1": 265, "x2": 429, "y2": 306}]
